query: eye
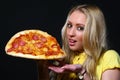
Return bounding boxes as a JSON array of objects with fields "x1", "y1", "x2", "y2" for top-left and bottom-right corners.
[
  {"x1": 67, "y1": 23, "x2": 72, "y2": 28},
  {"x1": 77, "y1": 26, "x2": 84, "y2": 31}
]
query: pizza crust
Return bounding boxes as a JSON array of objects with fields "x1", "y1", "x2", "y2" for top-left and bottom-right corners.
[
  {"x1": 5, "y1": 29, "x2": 66, "y2": 60},
  {"x1": 6, "y1": 51, "x2": 66, "y2": 60}
]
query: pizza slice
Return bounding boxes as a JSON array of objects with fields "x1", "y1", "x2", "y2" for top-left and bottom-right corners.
[{"x1": 5, "y1": 29, "x2": 66, "y2": 60}]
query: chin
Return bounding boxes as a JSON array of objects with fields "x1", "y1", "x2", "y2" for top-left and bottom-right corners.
[
  {"x1": 69, "y1": 47, "x2": 78, "y2": 51},
  {"x1": 69, "y1": 46, "x2": 83, "y2": 52}
]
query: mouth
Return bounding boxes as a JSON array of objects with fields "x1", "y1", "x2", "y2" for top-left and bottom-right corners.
[{"x1": 68, "y1": 39, "x2": 77, "y2": 46}]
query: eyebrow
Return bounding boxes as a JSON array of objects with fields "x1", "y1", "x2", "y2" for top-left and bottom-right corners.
[{"x1": 67, "y1": 20, "x2": 85, "y2": 27}]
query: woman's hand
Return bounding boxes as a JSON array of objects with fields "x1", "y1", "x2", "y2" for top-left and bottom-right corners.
[{"x1": 48, "y1": 64, "x2": 85, "y2": 74}]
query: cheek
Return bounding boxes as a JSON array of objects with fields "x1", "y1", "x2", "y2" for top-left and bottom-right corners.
[
  {"x1": 66, "y1": 29, "x2": 69, "y2": 35},
  {"x1": 77, "y1": 32, "x2": 83, "y2": 42},
  {"x1": 76, "y1": 33, "x2": 84, "y2": 50},
  {"x1": 66, "y1": 29, "x2": 69, "y2": 37}
]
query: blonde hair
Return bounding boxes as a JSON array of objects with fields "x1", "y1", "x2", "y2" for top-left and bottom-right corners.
[{"x1": 61, "y1": 4, "x2": 108, "y2": 80}]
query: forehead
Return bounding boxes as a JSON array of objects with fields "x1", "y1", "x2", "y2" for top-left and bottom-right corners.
[{"x1": 68, "y1": 10, "x2": 86, "y2": 24}]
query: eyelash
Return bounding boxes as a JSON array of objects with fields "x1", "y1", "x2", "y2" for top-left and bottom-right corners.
[{"x1": 67, "y1": 23, "x2": 84, "y2": 31}]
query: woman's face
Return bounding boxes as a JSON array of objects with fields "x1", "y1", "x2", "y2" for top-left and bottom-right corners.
[{"x1": 66, "y1": 10, "x2": 86, "y2": 51}]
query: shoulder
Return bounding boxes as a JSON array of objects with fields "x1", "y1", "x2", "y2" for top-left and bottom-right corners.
[
  {"x1": 101, "y1": 49, "x2": 120, "y2": 62},
  {"x1": 102, "y1": 50, "x2": 120, "y2": 59},
  {"x1": 99, "y1": 49, "x2": 120, "y2": 70}
]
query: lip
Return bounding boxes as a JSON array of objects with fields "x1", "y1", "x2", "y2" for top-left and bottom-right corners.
[{"x1": 68, "y1": 39, "x2": 76, "y2": 46}]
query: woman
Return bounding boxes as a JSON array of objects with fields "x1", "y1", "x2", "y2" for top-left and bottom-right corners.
[{"x1": 48, "y1": 4, "x2": 120, "y2": 80}]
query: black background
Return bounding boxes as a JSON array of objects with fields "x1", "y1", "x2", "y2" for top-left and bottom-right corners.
[{"x1": 1, "y1": 0, "x2": 120, "y2": 80}]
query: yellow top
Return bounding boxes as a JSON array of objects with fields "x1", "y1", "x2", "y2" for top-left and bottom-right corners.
[{"x1": 70, "y1": 50, "x2": 120, "y2": 80}]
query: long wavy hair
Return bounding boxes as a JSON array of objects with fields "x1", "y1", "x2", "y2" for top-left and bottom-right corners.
[{"x1": 60, "y1": 4, "x2": 108, "y2": 80}]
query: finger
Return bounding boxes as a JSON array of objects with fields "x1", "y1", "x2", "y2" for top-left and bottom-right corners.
[{"x1": 48, "y1": 66, "x2": 64, "y2": 73}]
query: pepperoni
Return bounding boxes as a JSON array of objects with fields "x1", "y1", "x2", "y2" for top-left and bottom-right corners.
[
  {"x1": 35, "y1": 42, "x2": 44, "y2": 48},
  {"x1": 40, "y1": 36, "x2": 47, "y2": 43},
  {"x1": 12, "y1": 42, "x2": 19, "y2": 48},
  {"x1": 32, "y1": 35, "x2": 39, "y2": 40},
  {"x1": 19, "y1": 40, "x2": 26, "y2": 46}
]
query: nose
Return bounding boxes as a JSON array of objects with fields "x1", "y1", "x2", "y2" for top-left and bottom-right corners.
[{"x1": 68, "y1": 27, "x2": 75, "y2": 37}]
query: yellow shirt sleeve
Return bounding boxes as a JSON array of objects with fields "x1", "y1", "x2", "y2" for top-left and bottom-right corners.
[
  {"x1": 97, "y1": 50, "x2": 120, "y2": 80},
  {"x1": 102, "y1": 50, "x2": 120, "y2": 70}
]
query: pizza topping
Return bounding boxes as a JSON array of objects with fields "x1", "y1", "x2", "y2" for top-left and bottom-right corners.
[
  {"x1": 40, "y1": 36, "x2": 47, "y2": 43},
  {"x1": 19, "y1": 39, "x2": 26, "y2": 46},
  {"x1": 35, "y1": 42, "x2": 44, "y2": 48},
  {"x1": 32, "y1": 35, "x2": 39, "y2": 40},
  {"x1": 12, "y1": 42, "x2": 19, "y2": 48}
]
